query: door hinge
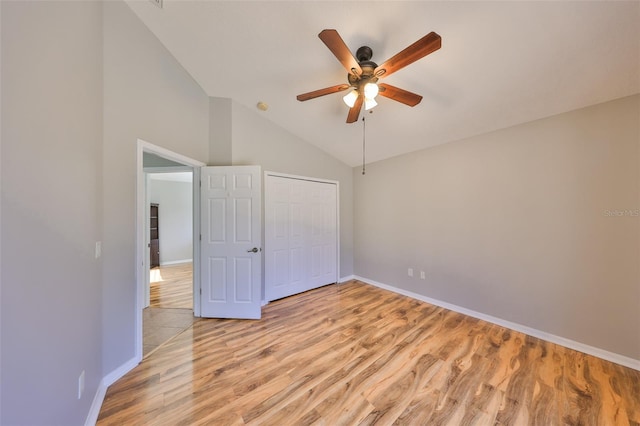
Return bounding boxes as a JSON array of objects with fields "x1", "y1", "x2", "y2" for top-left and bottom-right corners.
[{"x1": 199, "y1": 234, "x2": 202, "y2": 241}]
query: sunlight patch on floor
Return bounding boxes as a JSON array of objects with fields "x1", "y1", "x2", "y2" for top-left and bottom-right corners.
[{"x1": 150, "y1": 268, "x2": 163, "y2": 283}]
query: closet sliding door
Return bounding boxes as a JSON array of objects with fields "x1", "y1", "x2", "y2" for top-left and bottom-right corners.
[{"x1": 265, "y1": 173, "x2": 339, "y2": 302}]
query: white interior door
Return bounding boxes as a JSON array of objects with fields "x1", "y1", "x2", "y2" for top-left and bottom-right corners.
[
  {"x1": 200, "y1": 166, "x2": 261, "y2": 319},
  {"x1": 265, "y1": 174, "x2": 338, "y2": 302}
]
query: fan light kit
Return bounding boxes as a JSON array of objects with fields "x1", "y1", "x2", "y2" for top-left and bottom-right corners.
[
  {"x1": 344, "y1": 82, "x2": 379, "y2": 110},
  {"x1": 342, "y1": 90, "x2": 358, "y2": 108},
  {"x1": 297, "y1": 29, "x2": 442, "y2": 123}
]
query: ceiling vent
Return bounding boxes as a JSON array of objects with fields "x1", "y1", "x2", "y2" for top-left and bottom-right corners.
[{"x1": 149, "y1": 0, "x2": 163, "y2": 8}]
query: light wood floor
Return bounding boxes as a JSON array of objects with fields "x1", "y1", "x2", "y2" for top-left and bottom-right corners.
[
  {"x1": 150, "y1": 262, "x2": 193, "y2": 309},
  {"x1": 99, "y1": 280, "x2": 640, "y2": 425}
]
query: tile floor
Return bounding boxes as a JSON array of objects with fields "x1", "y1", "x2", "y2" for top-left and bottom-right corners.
[{"x1": 143, "y1": 307, "x2": 197, "y2": 357}]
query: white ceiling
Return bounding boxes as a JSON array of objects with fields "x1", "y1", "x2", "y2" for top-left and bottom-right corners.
[{"x1": 126, "y1": 0, "x2": 640, "y2": 167}]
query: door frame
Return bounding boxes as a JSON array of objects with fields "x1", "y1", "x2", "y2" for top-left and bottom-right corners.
[
  {"x1": 135, "y1": 139, "x2": 205, "y2": 360},
  {"x1": 264, "y1": 171, "x2": 340, "y2": 302}
]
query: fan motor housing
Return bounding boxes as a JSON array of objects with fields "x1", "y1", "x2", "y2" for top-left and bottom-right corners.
[
  {"x1": 356, "y1": 46, "x2": 373, "y2": 62},
  {"x1": 349, "y1": 45, "x2": 378, "y2": 86},
  {"x1": 348, "y1": 71, "x2": 378, "y2": 86}
]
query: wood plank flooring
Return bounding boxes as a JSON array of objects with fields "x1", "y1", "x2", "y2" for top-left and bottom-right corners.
[
  {"x1": 98, "y1": 280, "x2": 640, "y2": 425},
  {"x1": 150, "y1": 263, "x2": 193, "y2": 309}
]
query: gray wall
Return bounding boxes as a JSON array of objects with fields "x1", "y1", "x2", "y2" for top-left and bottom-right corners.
[
  {"x1": 231, "y1": 101, "x2": 354, "y2": 278},
  {"x1": 149, "y1": 178, "x2": 193, "y2": 264},
  {"x1": 1, "y1": 2, "x2": 103, "y2": 424},
  {"x1": 209, "y1": 97, "x2": 233, "y2": 165},
  {"x1": 102, "y1": 0, "x2": 209, "y2": 374},
  {"x1": 1, "y1": 4, "x2": 354, "y2": 422},
  {"x1": 354, "y1": 94, "x2": 640, "y2": 361}
]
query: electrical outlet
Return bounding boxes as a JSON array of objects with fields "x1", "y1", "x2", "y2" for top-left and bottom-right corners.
[
  {"x1": 420, "y1": 271, "x2": 426, "y2": 280},
  {"x1": 95, "y1": 241, "x2": 101, "y2": 259},
  {"x1": 78, "y1": 370, "x2": 85, "y2": 399},
  {"x1": 408, "y1": 268, "x2": 414, "y2": 277}
]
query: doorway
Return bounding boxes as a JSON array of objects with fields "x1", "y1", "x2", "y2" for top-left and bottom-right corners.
[
  {"x1": 135, "y1": 139, "x2": 205, "y2": 360},
  {"x1": 144, "y1": 171, "x2": 194, "y2": 356}
]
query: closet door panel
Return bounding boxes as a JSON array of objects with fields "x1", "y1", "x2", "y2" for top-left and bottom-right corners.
[{"x1": 265, "y1": 175, "x2": 338, "y2": 302}]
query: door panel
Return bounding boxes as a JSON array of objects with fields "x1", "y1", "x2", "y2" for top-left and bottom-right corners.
[
  {"x1": 265, "y1": 174, "x2": 338, "y2": 302},
  {"x1": 200, "y1": 166, "x2": 261, "y2": 319}
]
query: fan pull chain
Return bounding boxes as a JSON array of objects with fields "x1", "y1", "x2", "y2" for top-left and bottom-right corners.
[{"x1": 362, "y1": 116, "x2": 366, "y2": 175}]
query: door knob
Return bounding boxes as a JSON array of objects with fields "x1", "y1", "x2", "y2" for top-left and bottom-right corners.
[{"x1": 247, "y1": 247, "x2": 259, "y2": 253}]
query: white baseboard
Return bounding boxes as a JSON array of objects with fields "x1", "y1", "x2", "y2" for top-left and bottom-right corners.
[
  {"x1": 84, "y1": 356, "x2": 140, "y2": 426},
  {"x1": 103, "y1": 356, "x2": 140, "y2": 388},
  {"x1": 339, "y1": 274, "x2": 356, "y2": 283},
  {"x1": 84, "y1": 379, "x2": 107, "y2": 426},
  {"x1": 160, "y1": 259, "x2": 192, "y2": 266},
  {"x1": 354, "y1": 275, "x2": 640, "y2": 372}
]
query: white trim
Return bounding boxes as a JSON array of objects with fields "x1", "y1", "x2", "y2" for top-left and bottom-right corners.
[
  {"x1": 144, "y1": 175, "x2": 151, "y2": 308},
  {"x1": 335, "y1": 181, "x2": 340, "y2": 288},
  {"x1": 103, "y1": 356, "x2": 140, "y2": 388},
  {"x1": 339, "y1": 275, "x2": 356, "y2": 283},
  {"x1": 135, "y1": 143, "x2": 145, "y2": 360},
  {"x1": 354, "y1": 275, "x2": 640, "y2": 372},
  {"x1": 84, "y1": 356, "x2": 138, "y2": 426},
  {"x1": 160, "y1": 259, "x2": 193, "y2": 266},
  {"x1": 192, "y1": 166, "x2": 202, "y2": 317},
  {"x1": 84, "y1": 382, "x2": 105, "y2": 426},
  {"x1": 264, "y1": 170, "x2": 338, "y2": 186},
  {"x1": 140, "y1": 141, "x2": 206, "y2": 169}
]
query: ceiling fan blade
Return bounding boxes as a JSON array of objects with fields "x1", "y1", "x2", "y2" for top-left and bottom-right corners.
[
  {"x1": 319, "y1": 29, "x2": 362, "y2": 76},
  {"x1": 346, "y1": 95, "x2": 363, "y2": 123},
  {"x1": 378, "y1": 83, "x2": 423, "y2": 107},
  {"x1": 374, "y1": 32, "x2": 441, "y2": 78},
  {"x1": 296, "y1": 84, "x2": 350, "y2": 102}
]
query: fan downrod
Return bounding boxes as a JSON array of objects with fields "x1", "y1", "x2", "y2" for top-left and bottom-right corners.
[{"x1": 356, "y1": 46, "x2": 373, "y2": 62}]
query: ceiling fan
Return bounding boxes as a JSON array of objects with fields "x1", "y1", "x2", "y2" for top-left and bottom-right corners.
[{"x1": 296, "y1": 29, "x2": 442, "y2": 123}]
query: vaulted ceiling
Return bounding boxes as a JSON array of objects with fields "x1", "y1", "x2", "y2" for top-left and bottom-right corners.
[{"x1": 126, "y1": 1, "x2": 640, "y2": 167}]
